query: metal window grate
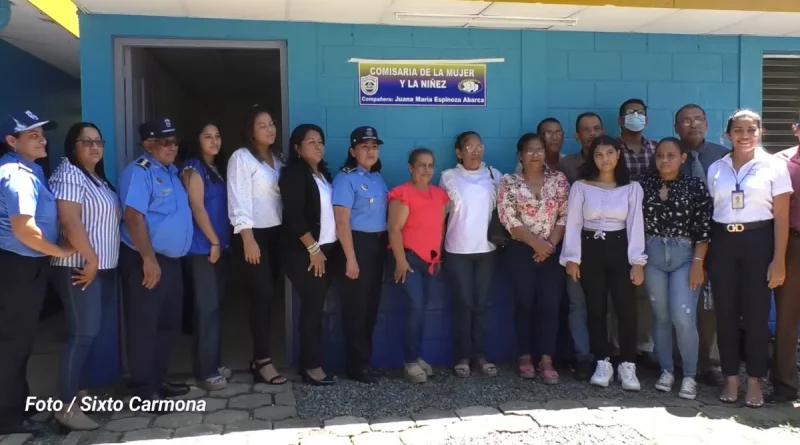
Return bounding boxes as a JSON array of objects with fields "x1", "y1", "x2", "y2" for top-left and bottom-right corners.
[{"x1": 762, "y1": 56, "x2": 800, "y2": 153}]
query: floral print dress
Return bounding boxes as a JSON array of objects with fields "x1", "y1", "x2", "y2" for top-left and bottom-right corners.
[{"x1": 497, "y1": 168, "x2": 570, "y2": 240}]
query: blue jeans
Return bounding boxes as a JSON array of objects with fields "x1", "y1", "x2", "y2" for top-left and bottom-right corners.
[
  {"x1": 565, "y1": 277, "x2": 592, "y2": 361},
  {"x1": 506, "y1": 241, "x2": 564, "y2": 358},
  {"x1": 54, "y1": 266, "x2": 118, "y2": 402},
  {"x1": 644, "y1": 236, "x2": 700, "y2": 377},
  {"x1": 391, "y1": 250, "x2": 436, "y2": 363},
  {"x1": 185, "y1": 254, "x2": 226, "y2": 380}
]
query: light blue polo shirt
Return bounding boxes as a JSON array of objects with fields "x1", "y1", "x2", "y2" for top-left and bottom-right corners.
[
  {"x1": 119, "y1": 151, "x2": 193, "y2": 258},
  {"x1": 0, "y1": 151, "x2": 59, "y2": 256},
  {"x1": 332, "y1": 165, "x2": 388, "y2": 232}
]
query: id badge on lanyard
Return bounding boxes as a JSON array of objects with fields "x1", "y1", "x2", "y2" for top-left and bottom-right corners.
[{"x1": 731, "y1": 165, "x2": 754, "y2": 210}]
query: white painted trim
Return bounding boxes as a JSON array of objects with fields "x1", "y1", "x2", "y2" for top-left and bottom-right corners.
[{"x1": 348, "y1": 58, "x2": 505, "y2": 64}]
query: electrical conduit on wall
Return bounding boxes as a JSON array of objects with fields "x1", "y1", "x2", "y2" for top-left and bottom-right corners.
[{"x1": 0, "y1": 0, "x2": 10, "y2": 31}]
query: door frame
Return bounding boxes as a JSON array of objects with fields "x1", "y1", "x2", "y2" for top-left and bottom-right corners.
[{"x1": 112, "y1": 37, "x2": 293, "y2": 370}]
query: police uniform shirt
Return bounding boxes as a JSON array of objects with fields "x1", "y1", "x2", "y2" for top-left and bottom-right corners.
[
  {"x1": 331, "y1": 165, "x2": 388, "y2": 232},
  {"x1": 0, "y1": 151, "x2": 58, "y2": 256},
  {"x1": 707, "y1": 148, "x2": 793, "y2": 224},
  {"x1": 118, "y1": 151, "x2": 193, "y2": 258}
]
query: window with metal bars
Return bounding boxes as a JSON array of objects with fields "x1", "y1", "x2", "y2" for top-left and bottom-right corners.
[{"x1": 762, "y1": 56, "x2": 800, "y2": 154}]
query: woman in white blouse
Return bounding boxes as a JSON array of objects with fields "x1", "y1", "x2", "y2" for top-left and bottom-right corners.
[
  {"x1": 226, "y1": 105, "x2": 286, "y2": 386},
  {"x1": 50, "y1": 123, "x2": 121, "y2": 431},
  {"x1": 560, "y1": 135, "x2": 646, "y2": 391},
  {"x1": 440, "y1": 131, "x2": 501, "y2": 378},
  {"x1": 706, "y1": 109, "x2": 792, "y2": 408}
]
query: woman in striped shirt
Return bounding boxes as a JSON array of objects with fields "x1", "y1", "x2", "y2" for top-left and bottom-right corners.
[{"x1": 50, "y1": 123, "x2": 121, "y2": 431}]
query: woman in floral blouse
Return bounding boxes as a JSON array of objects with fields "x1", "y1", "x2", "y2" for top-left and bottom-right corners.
[
  {"x1": 498, "y1": 133, "x2": 569, "y2": 384},
  {"x1": 641, "y1": 137, "x2": 712, "y2": 401}
]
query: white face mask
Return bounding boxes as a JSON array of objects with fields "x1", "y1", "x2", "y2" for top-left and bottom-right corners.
[{"x1": 624, "y1": 114, "x2": 646, "y2": 132}]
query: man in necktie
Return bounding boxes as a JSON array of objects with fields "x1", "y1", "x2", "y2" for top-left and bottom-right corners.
[{"x1": 674, "y1": 104, "x2": 729, "y2": 386}]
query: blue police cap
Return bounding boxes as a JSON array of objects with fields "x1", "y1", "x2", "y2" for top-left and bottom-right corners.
[
  {"x1": 139, "y1": 117, "x2": 178, "y2": 141},
  {"x1": 350, "y1": 126, "x2": 384, "y2": 146},
  {"x1": 0, "y1": 110, "x2": 55, "y2": 140}
]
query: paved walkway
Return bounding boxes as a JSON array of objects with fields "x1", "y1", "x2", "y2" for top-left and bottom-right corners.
[{"x1": 2, "y1": 371, "x2": 799, "y2": 445}]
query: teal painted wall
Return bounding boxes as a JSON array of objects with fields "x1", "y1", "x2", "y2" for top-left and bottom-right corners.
[
  {"x1": 0, "y1": 39, "x2": 81, "y2": 173},
  {"x1": 77, "y1": 14, "x2": 800, "y2": 369}
]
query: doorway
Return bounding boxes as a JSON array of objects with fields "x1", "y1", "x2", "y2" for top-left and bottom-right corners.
[{"x1": 113, "y1": 38, "x2": 292, "y2": 376}]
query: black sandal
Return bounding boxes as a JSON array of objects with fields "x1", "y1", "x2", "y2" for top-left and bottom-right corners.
[{"x1": 251, "y1": 359, "x2": 287, "y2": 385}]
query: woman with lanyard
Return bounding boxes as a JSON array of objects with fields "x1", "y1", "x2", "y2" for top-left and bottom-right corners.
[
  {"x1": 706, "y1": 109, "x2": 791, "y2": 408},
  {"x1": 440, "y1": 131, "x2": 502, "y2": 379},
  {"x1": 0, "y1": 111, "x2": 73, "y2": 435},
  {"x1": 280, "y1": 123, "x2": 340, "y2": 386},
  {"x1": 387, "y1": 148, "x2": 449, "y2": 384},
  {"x1": 640, "y1": 137, "x2": 712, "y2": 400},
  {"x1": 181, "y1": 122, "x2": 232, "y2": 391},
  {"x1": 498, "y1": 133, "x2": 569, "y2": 384},
  {"x1": 227, "y1": 105, "x2": 286, "y2": 386},
  {"x1": 50, "y1": 123, "x2": 121, "y2": 431},
  {"x1": 332, "y1": 126, "x2": 388, "y2": 384},
  {"x1": 560, "y1": 135, "x2": 646, "y2": 392}
]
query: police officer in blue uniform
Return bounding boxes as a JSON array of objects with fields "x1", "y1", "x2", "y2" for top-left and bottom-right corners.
[
  {"x1": 118, "y1": 117, "x2": 193, "y2": 409},
  {"x1": 332, "y1": 126, "x2": 389, "y2": 384},
  {"x1": 0, "y1": 111, "x2": 74, "y2": 434}
]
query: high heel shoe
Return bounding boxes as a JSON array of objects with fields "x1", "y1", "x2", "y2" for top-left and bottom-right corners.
[
  {"x1": 250, "y1": 359, "x2": 287, "y2": 385},
  {"x1": 302, "y1": 370, "x2": 335, "y2": 386}
]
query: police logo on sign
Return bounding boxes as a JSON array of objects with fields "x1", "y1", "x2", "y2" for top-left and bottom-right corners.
[
  {"x1": 360, "y1": 75, "x2": 379, "y2": 96},
  {"x1": 458, "y1": 79, "x2": 483, "y2": 94}
]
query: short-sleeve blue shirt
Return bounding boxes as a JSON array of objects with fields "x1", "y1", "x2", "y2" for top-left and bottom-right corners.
[
  {"x1": 119, "y1": 152, "x2": 193, "y2": 258},
  {"x1": 180, "y1": 158, "x2": 230, "y2": 255},
  {"x1": 0, "y1": 151, "x2": 59, "y2": 256},
  {"x1": 331, "y1": 165, "x2": 388, "y2": 232}
]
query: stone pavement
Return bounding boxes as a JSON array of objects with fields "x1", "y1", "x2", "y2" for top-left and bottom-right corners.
[{"x1": 2, "y1": 372, "x2": 800, "y2": 445}]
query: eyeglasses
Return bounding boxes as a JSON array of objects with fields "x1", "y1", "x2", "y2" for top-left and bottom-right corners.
[
  {"x1": 523, "y1": 148, "x2": 545, "y2": 156},
  {"x1": 624, "y1": 110, "x2": 646, "y2": 116},
  {"x1": 679, "y1": 117, "x2": 706, "y2": 127},
  {"x1": 77, "y1": 139, "x2": 106, "y2": 148},
  {"x1": 543, "y1": 130, "x2": 564, "y2": 138},
  {"x1": 462, "y1": 144, "x2": 484, "y2": 154},
  {"x1": 148, "y1": 138, "x2": 179, "y2": 148}
]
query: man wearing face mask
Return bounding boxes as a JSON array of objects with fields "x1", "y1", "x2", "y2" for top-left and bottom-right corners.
[
  {"x1": 618, "y1": 99, "x2": 656, "y2": 181},
  {"x1": 673, "y1": 104, "x2": 727, "y2": 386},
  {"x1": 616, "y1": 98, "x2": 658, "y2": 369}
]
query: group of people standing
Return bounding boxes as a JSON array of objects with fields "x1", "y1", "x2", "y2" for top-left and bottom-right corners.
[{"x1": 1, "y1": 98, "x2": 799, "y2": 435}]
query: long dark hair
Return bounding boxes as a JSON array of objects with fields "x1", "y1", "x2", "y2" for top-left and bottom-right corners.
[
  {"x1": 64, "y1": 122, "x2": 114, "y2": 191},
  {"x1": 287, "y1": 123, "x2": 331, "y2": 181},
  {"x1": 579, "y1": 135, "x2": 631, "y2": 185},
  {"x1": 243, "y1": 104, "x2": 283, "y2": 162},
  {"x1": 343, "y1": 134, "x2": 382, "y2": 173},
  {"x1": 182, "y1": 122, "x2": 225, "y2": 184}
]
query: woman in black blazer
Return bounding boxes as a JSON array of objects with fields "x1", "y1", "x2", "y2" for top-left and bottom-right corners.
[{"x1": 279, "y1": 123, "x2": 341, "y2": 386}]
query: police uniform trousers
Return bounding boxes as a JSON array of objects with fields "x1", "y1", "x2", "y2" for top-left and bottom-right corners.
[
  {"x1": 0, "y1": 249, "x2": 50, "y2": 424},
  {"x1": 120, "y1": 244, "x2": 183, "y2": 397},
  {"x1": 339, "y1": 231, "x2": 387, "y2": 373},
  {"x1": 707, "y1": 221, "x2": 774, "y2": 378}
]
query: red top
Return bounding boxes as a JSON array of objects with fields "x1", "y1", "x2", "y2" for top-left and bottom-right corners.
[{"x1": 388, "y1": 182, "x2": 449, "y2": 270}]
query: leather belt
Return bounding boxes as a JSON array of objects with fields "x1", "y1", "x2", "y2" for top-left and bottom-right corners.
[{"x1": 712, "y1": 220, "x2": 773, "y2": 233}]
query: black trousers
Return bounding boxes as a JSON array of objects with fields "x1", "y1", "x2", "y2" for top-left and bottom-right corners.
[
  {"x1": 120, "y1": 244, "x2": 183, "y2": 397},
  {"x1": 233, "y1": 226, "x2": 281, "y2": 360},
  {"x1": 579, "y1": 230, "x2": 638, "y2": 363},
  {"x1": 0, "y1": 250, "x2": 50, "y2": 425},
  {"x1": 185, "y1": 254, "x2": 227, "y2": 380},
  {"x1": 708, "y1": 224, "x2": 774, "y2": 378},
  {"x1": 339, "y1": 231, "x2": 386, "y2": 373},
  {"x1": 284, "y1": 241, "x2": 340, "y2": 370}
]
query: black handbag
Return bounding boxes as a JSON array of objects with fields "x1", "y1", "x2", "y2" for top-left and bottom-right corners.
[{"x1": 487, "y1": 167, "x2": 511, "y2": 247}]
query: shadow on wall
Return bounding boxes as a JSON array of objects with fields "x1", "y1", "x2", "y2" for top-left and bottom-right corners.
[{"x1": 0, "y1": 39, "x2": 82, "y2": 176}]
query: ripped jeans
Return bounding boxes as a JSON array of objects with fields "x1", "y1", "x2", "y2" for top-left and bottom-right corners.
[{"x1": 644, "y1": 236, "x2": 700, "y2": 378}]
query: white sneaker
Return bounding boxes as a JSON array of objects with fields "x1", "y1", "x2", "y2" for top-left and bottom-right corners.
[
  {"x1": 678, "y1": 377, "x2": 697, "y2": 400},
  {"x1": 655, "y1": 371, "x2": 675, "y2": 392},
  {"x1": 617, "y1": 362, "x2": 641, "y2": 391},
  {"x1": 590, "y1": 358, "x2": 614, "y2": 388}
]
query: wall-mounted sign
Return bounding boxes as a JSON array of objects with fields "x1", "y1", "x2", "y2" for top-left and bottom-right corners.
[{"x1": 357, "y1": 61, "x2": 487, "y2": 107}]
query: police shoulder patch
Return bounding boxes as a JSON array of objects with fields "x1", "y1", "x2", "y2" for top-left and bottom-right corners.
[
  {"x1": 135, "y1": 158, "x2": 152, "y2": 169},
  {"x1": 341, "y1": 166, "x2": 357, "y2": 174}
]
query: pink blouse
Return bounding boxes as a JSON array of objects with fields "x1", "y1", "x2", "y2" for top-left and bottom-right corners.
[{"x1": 497, "y1": 169, "x2": 570, "y2": 241}]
